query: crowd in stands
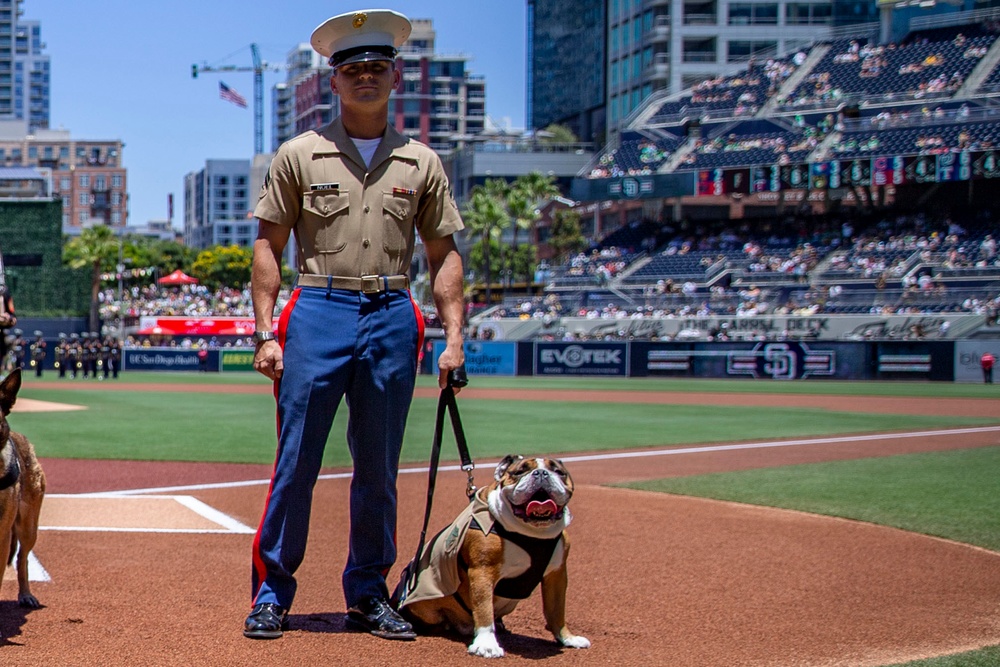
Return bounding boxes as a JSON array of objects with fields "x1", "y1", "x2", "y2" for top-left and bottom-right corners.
[
  {"x1": 779, "y1": 28, "x2": 996, "y2": 109},
  {"x1": 102, "y1": 282, "x2": 443, "y2": 348},
  {"x1": 562, "y1": 247, "x2": 633, "y2": 283},
  {"x1": 587, "y1": 135, "x2": 681, "y2": 178},
  {"x1": 503, "y1": 208, "x2": 1000, "y2": 340},
  {"x1": 584, "y1": 22, "x2": 1000, "y2": 181},
  {"x1": 90, "y1": 208, "x2": 1000, "y2": 346},
  {"x1": 100, "y1": 284, "x2": 255, "y2": 323}
]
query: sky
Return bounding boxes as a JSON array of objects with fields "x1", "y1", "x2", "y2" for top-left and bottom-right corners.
[{"x1": 27, "y1": 0, "x2": 527, "y2": 228}]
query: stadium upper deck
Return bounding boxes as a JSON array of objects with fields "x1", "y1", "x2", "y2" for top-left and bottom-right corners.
[{"x1": 585, "y1": 18, "x2": 1000, "y2": 181}]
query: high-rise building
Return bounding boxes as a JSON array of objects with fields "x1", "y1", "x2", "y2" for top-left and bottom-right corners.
[
  {"x1": 271, "y1": 19, "x2": 486, "y2": 155},
  {"x1": 394, "y1": 19, "x2": 486, "y2": 154},
  {"x1": 0, "y1": 1, "x2": 50, "y2": 131},
  {"x1": 529, "y1": 1, "x2": 858, "y2": 137},
  {"x1": 183, "y1": 159, "x2": 255, "y2": 249},
  {"x1": 271, "y1": 44, "x2": 332, "y2": 152},
  {"x1": 527, "y1": 0, "x2": 607, "y2": 145}
]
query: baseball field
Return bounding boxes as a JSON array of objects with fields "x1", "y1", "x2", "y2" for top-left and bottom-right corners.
[{"x1": 1, "y1": 372, "x2": 998, "y2": 666}]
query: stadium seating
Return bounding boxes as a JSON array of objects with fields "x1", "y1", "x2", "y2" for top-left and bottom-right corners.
[{"x1": 779, "y1": 30, "x2": 996, "y2": 110}]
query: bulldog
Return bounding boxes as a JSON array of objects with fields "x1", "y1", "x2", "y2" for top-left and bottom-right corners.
[{"x1": 398, "y1": 455, "x2": 590, "y2": 658}]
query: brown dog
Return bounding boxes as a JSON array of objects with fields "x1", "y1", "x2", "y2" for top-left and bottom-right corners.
[
  {"x1": 0, "y1": 369, "x2": 45, "y2": 608},
  {"x1": 398, "y1": 455, "x2": 589, "y2": 658}
]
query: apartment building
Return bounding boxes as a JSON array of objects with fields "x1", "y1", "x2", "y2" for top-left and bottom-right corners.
[
  {"x1": 183, "y1": 159, "x2": 254, "y2": 249},
  {"x1": 271, "y1": 19, "x2": 486, "y2": 155}
]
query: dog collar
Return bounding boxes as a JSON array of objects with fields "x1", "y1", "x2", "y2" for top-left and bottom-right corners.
[{"x1": 0, "y1": 441, "x2": 20, "y2": 491}]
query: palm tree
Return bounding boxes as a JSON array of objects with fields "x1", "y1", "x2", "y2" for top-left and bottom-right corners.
[
  {"x1": 508, "y1": 172, "x2": 560, "y2": 254},
  {"x1": 64, "y1": 225, "x2": 119, "y2": 332},
  {"x1": 462, "y1": 182, "x2": 510, "y2": 306}
]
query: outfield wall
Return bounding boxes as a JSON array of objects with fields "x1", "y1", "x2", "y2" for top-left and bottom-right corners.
[
  {"x1": 119, "y1": 340, "x2": 1000, "y2": 382},
  {"x1": 425, "y1": 339, "x2": 1000, "y2": 383}
]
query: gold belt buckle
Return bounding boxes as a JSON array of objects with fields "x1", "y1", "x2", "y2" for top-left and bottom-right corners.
[{"x1": 360, "y1": 275, "x2": 382, "y2": 294}]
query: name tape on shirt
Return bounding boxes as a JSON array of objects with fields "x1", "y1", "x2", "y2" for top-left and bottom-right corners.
[{"x1": 310, "y1": 183, "x2": 340, "y2": 192}]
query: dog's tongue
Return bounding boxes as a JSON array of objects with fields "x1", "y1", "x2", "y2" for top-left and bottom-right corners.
[{"x1": 526, "y1": 499, "x2": 559, "y2": 518}]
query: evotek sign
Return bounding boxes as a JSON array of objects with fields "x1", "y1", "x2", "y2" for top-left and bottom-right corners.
[{"x1": 536, "y1": 343, "x2": 628, "y2": 376}]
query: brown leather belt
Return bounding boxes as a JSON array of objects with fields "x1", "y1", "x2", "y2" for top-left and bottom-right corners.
[{"x1": 296, "y1": 273, "x2": 410, "y2": 293}]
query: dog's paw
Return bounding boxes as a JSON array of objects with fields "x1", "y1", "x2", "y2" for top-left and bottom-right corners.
[
  {"x1": 18, "y1": 593, "x2": 41, "y2": 609},
  {"x1": 560, "y1": 634, "x2": 591, "y2": 649},
  {"x1": 468, "y1": 629, "x2": 505, "y2": 658}
]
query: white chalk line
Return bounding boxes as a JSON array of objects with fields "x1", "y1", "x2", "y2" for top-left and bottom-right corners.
[
  {"x1": 90, "y1": 424, "x2": 1000, "y2": 497},
  {"x1": 20, "y1": 425, "x2": 1000, "y2": 583}
]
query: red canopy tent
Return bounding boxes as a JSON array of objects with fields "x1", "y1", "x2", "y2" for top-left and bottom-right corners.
[{"x1": 157, "y1": 269, "x2": 199, "y2": 286}]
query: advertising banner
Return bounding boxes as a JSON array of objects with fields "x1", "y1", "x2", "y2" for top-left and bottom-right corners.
[
  {"x1": 632, "y1": 341, "x2": 867, "y2": 379},
  {"x1": 431, "y1": 340, "x2": 517, "y2": 376},
  {"x1": 124, "y1": 348, "x2": 212, "y2": 372},
  {"x1": 534, "y1": 342, "x2": 628, "y2": 376},
  {"x1": 220, "y1": 349, "x2": 256, "y2": 372},
  {"x1": 954, "y1": 341, "x2": 1000, "y2": 383},
  {"x1": 136, "y1": 316, "x2": 257, "y2": 337}
]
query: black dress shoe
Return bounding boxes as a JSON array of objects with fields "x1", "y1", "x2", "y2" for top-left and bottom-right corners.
[
  {"x1": 243, "y1": 603, "x2": 289, "y2": 639},
  {"x1": 346, "y1": 597, "x2": 417, "y2": 640}
]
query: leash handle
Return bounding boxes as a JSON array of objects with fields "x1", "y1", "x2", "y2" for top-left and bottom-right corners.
[
  {"x1": 448, "y1": 365, "x2": 468, "y2": 389},
  {"x1": 409, "y1": 367, "x2": 474, "y2": 585}
]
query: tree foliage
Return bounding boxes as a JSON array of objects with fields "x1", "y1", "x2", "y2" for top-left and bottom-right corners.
[
  {"x1": 63, "y1": 225, "x2": 120, "y2": 331},
  {"x1": 540, "y1": 123, "x2": 579, "y2": 143},
  {"x1": 462, "y1": 172, "x2": 563, "y2": 301},
  {"x1": 462, "y1": 182, "x2": 510, "y2": 305},
  {"x1": 190, "y1": 245, "x2": 253, "y2": 290},
  {"x1": 548, "y1": 208, "x2": 587, "y2": 265}
]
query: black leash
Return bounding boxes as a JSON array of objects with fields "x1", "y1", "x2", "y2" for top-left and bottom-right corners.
[{"x1": 394, "y1": 366, "x2": 473, "y2": 606}]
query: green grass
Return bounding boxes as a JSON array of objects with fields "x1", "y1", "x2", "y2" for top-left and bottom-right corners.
[
  {"x1": 412, "y1": 374, "x2": 1000, "y2": 399},
  {"x1": 59, "y1": 371, "x2": 1000, "y2": 399},
  {"x1": 16, "y1": 373, "x2": 1000, "y2": 667},
  {"x1": 11, "y1": 379, "x2": 994, "y2": 465},
  {"x1": 621, "y1": 446, "x2": 1000, "y2": 551},
  {"x1": 887, "y1": 645, "x2": 1000, "y2": 666},
  {"x1": 620, "y1": 444, "x2": 1000, "y2": 667}
]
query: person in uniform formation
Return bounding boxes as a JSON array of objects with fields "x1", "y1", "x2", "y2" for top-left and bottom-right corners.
[
  {"x1": 54, "y1": 333, "x2": 68, "y2": 377},
  {"x1": 245, "y1": 8, "x2": 466, "y2": 643},
  {"x1": 67, "y1": 333, "x2": 82, "y2": 377},
  {"x1": 49, "y1": 333, "x2": 120, "y2": 379},
  {"x1": 29, "y1": 331, "x2": 46, "y2": 377},
  {"x1": 102, "y1": 335, "x2": 121, "y2": 379},
  {"x1": 10, "y1": 329, "x2": 25, "y2": 370}
]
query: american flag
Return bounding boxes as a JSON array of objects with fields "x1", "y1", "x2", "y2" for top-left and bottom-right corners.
[{"x1": 219, "y1": 81, "x2": 248, "y2": 108}]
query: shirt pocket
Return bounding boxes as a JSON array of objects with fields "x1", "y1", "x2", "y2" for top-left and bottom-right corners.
[
  {"x1": 382, "y1": 191, "x2": 416, "y2": 257},
  {"x1": 302, "y1": 191, "x2": 351, "y2": 254}
]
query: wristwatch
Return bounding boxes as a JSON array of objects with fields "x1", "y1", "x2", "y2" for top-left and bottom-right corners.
[{"x1": 252, "y1": 330, "x2": 276, "y2": 344}]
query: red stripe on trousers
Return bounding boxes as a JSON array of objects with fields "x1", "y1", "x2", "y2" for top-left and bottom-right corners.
[{"x1": 250, "y1": 287, "x2": 301, "y2": 605}]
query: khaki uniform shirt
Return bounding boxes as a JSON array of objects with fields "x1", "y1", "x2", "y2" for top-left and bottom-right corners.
[{"x1": 254, "y1": 117, "x2": 464, "y2": 277}]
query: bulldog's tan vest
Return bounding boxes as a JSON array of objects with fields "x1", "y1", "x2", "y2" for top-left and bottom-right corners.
[{"x1": 398, "y1": 490, "x2": 563, "y2": 610}]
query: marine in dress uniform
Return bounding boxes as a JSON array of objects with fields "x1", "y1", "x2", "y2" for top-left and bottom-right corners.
[
  {"x1": 245, "y1": 8, "x2": 466, "y2": 643},
  {"x1": 67, "y1": 333, "x2": 82, "y2": 378},
  {"x1": 11, "y1": 329, "x2": 25, "y2": 369},
  {"x1": 54, "y1": 333, "x2": 67, "y2": 378},
  {"x1": 29, "y1": 331, "x2": 46, "y2": 377}
]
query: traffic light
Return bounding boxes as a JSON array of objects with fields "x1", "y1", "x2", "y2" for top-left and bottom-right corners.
[{"x1": 191, "y1": 64, "x2": 198, "y2": 79}]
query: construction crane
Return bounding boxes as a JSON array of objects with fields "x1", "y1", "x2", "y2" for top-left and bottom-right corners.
[{"x1": 192, "y1": 44, "x2": 283, "y2": 155}]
